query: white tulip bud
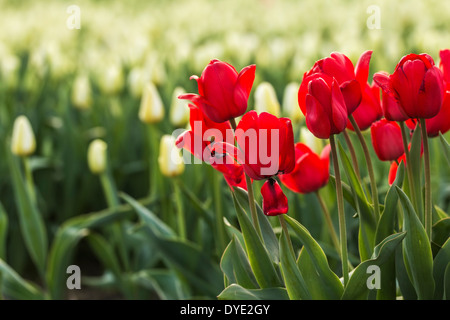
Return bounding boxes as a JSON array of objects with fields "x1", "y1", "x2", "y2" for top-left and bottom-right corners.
[
  {"x1": 169, "y1": 87, "x2": 189, "y2": 127},
  {"x1": 138, "y1": 82, "x2": 165, "y2": 124},
  {"x1": 87, "y1": 139, "x2": 108, "y2": 175},
  {"x1": 158, "y1": 135, "x2": 185, "y2": 177},
  {"x1": 11, "y1": 115, "x2": 36, "y2": 157},
  {"x1": 282, "y1": 82, "x2": 304, "y2": 122},
  {"x1": 254, "y1": 82, "x2": 281, "y2": 117},
  {"x1": 71, "y1": 74, "x2": 92, "y2": 110}
]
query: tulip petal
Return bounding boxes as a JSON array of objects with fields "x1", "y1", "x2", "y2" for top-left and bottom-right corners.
[
  {"x1": 417, "y1": 66, "x2": 444, "y2": 119},
  {"x1": 261, "y1": 179, "x2": 289, "y2": 216},
  {"x1": 233, "y1": 64, "x2": 256, "y2": 114},
  {"x1": 305, "y1": 93, "x2": 331, "y2": 139}
]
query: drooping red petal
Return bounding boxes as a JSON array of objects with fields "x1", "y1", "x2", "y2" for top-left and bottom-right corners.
[
  {"x1": 261, "y1": 179, "x2": 289, "y2": 216},
  {"x1": 355, "y1": 50, "x2": 373, "y2": 87},
  {"x1": 233, "y1": 64, "x2": 256, "y2": 114}
]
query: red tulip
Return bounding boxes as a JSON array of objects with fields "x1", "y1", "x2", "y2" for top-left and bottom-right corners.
[
  {"x1": 377, "y1": 72, "x2": 410, "y2": 122},
  {"x1": 260, "y1": 178, "x2": 289, "y2": 216},
  {"x1": 301, "y1": 75, "x2": 348, "y2": 139},
  {"x1": 279, "y1": 143, "x2": 331, "y2": 194},
  {"x1": 235, "y1": 111, "x2": 295, "y2": 180},
  {"x1": 439, "y1": 49, "x2": 450, "y2": 84},
  {"x1": 175, "y1": 103, "x2": 232, "y2": 163},
  {"x1": 179, "y1": 59, "x2": 256, "y2": 123},
  {"x1": 299, "y1": 51, "x2": 370, "y2": 116},
  {"x1": 373, "y1": 53, "x2": 444, "y2": 119},
  {"x1": 370, "y1": 119, "x2": 404, "y2": 161}
]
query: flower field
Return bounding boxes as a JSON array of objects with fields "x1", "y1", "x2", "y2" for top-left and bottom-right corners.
[{"x1": 0, "y1": 0, "x2": 449, "y2": 301}]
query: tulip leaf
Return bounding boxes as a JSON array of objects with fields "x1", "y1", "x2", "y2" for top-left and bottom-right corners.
[
  {"x1": 279, "y1": 231, "x2": 311, "y2": 300},
  {"x1": 409, "y1": 125, "x2": 424, "y2": 222},
  {"x1": 439, "y1": 132, "x2": 450, "y2": 167},
  {"x1": 233, "y1": 187, "x2": 279, "y2": 264},
  {"x1": 218, "y1": 283, "x2": 289, "y2": 300},
  {"x1": 431, "y1": 217, "x2": 450, "y2": 257},
  {"x1": 220, "y1": 236, "x2": 259, "y2": 289},
  {"x1": 131, "y1": 269, "x2": 188, "y2": 300},
  {"x1": 338, "y1": 142, "x2": 376, "y2": 261},
  {"x1": 232, "y1": 193, "x2": 282, "y2": 289},
  {"x1": 142, "y1": 224, "x2": 224, "y2": 298},
  {"x1": 120, "y1": 192, "x2": 176, "y2": 239},
  {"x1": 341, "y1": 232, "x2": 406, "y2": 300},
  {"x1": 0, "y1": 259, "x2": 46, "y2": 300},
  {"x1": 433, "y1": 238, "x2": 450, "y2": 300},
  {"x1": 374, "y1": 162, "x2": 404, "y2": 299},
  {"x1": 444, "y1": 264, "x2": 450, "y2": 300},
  {"x1": 0, "y1": 202, "x2": 8, "y2": 260},
  {"x1": 284, "y1": 215, "x2": 343, "y2": 299},
  {"x1": 396, "y1": 186, "x2": 435, "y2": 300},
  {"x1": 8, "y1": 151, "x2": 48, "y2": 275}
]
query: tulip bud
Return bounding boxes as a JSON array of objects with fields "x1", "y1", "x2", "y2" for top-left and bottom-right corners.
[
  {"x1": 138, "y1": 82, "x2": 165, "y2": 124},
  {"x1": 87, "y1": 139, "x2": 108, "y2": 175},
  {"x1": 71, "y1": 74, "x2": 92, "y2": 110},
  {"x1": 169, "y1": 87, "x2": 189, "y2": 127},
  {"x1": 11, "y1": 115, "x2": 36, "y2": 157},
  {"x1": 99, "y1": 64, "x2": 124, "y2": 95},
  {"x1": 282, "y1": 82, "x2": 303, "y2": 122},
  {"x1": 158, "y1": 135, "x2": 185, "y2": 177},
  {"x1": 370, "y1": 119, "x2": 404, "y2": 161},
  {"x1": 254, "y1": 82, "x2": 281, "y2": 117}
]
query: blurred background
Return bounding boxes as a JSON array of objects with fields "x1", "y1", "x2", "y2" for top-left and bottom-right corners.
[{"x1": 0, "y1": 0, "x2": 449, "y2": 299}]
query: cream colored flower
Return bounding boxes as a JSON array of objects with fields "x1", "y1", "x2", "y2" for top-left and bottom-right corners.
[{"x1": 11, "y1": 115, "x2": 36, "y2": 157}]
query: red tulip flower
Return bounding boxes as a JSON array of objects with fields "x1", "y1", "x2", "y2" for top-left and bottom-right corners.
[
  {"x1": 347, "y1": 81, "x2": 382, "y2": 131},
  {"x1": 299, "y1": 51, "x2": 371, "y2": 116},
  {"x1": 301, "y1": 75, "x2": 348, "y2": 139},
  {"x1": 235, "y1": 111, "x2": 295, "y2": 180},
  {"x1": 370, "y1": 119, "x2": 405, "y2": 161},
  {"x1": 233, "y1": 111, "x2": 295, "y2": 216},
  {"x1": 279, "y1": 143, "x2": 331, "y2": 194},
  {"x1": 179, "y1": 59, "x2": 256, "y2": 123},
  {"x1": 175, "y1": 103, "x2": 246, "y2": 190},
  {"x1": 373, "y1": 53, "x2": 445, "y2": 119}
]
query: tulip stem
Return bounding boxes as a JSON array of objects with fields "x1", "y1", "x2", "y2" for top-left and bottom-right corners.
[
  {"x1": 329, "y1": 135, "x2": 349, "y2": 285},
  {"x1": 315, "y1": 191, "x2": 340, "y2": 255},
  {"x1": 22, "y1": 157, "x2": 37, "y2": 205},
  {"x1": 147, "y1": 124, "x2": 160, "y2": 200},
  {"x1": 349, "y1": 115, "x2": 380, "y2": 221},
  {"x1": 399, "y1": 121, "x2": 418, "y2": 213},
  {"x1": 173, "y1": 178, "x2": 186, "y2": 241},
  {"x1": 419, "y1": 118, "x2": 432, "y2": 240},
  {"x1": 210, "y1": 167, "x2": 227, "y2": 254}
]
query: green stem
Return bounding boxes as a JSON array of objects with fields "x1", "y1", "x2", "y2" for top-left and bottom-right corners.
[
  {"x1": 147, "y1": 124, "x2": 160, "y2": 200},
  {"x1": 315, "y1": 191, "x2": 340, "y2": 255},
  {"x1": 22, "y1": 157, "x2": 37, "y2": 205},
  {"x1": 173, "y1": 179, "x2": 186, "y2": 240},
  {"x1": 278, "y1": 215, "x2": 295, "y2": 257},
  {"x1": 211, "y1": 168, "x2": 227, "y2": 254},
  {"x1": 100, "y1": 172, "x2": 130, "y2": 272},
  {"x1": 420, "y1": 119, "x2": 432, "y2": 240},
  {"x1": 349, "y1": 115, "x2": 380, "y2": 221},
  {"x1": 245, "y1": 174, "x2": 263, "y2": 240},
  {"x1": 399, "y1": 121, "x2": 418, "y2": 212},
  {"x1": 343, "y1": 129, "x2": 361, "y2": 181},
  {"x1": 329, "y1": 135, "x2": 349, "y2": 285}
]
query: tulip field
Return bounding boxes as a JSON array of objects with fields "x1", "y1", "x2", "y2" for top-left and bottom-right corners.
[{"x1": 1, "y1": 0, "x2": 450, "y2": 304}]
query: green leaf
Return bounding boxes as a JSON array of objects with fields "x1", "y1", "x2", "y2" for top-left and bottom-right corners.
[
  {"x1": 280, "y1": 232, "x2": 311, "y2": 300},
  {"x1": 284, "y1": 215, "x2": 343, "y2": 299},
  {"x1": 8, "y1": 151, "x2": 48, "y2": 275},
  {"x1": 220, "y1": 237, "x2": 259, "y2": 289},
  {"x1": 396, "y1": 187, "x2": 435, "y2": 300},
  {"x1": 218, "y1": 284, "x2": 289, "y2": 300},
  {"x1": 444, "y1": 264, "x2": 450, "y2": 300},
  {"x1": 132, "y1": 269, "x2": 188, "y2": 300},
  {"x1": 0, "y1": 202, "x2": 8, "y2": 260},
  {"x1": 279, "y1": 231, "x2": 311, "y2": 300},
  {"x1": 433, "y1": 238, "x2": 450, "y2": 300},
  {"x1": 143, "y1": 225, "x2": 224, "y2": 298},
  {"x1": 341, "y1": 232, "x2": 406, "y2": 300},
  {"x1": 0, "y1": 259, "x2": 46, "y2": 300},
  {"x1": 374, "y1": 162, "x2": 404, "y2": 299},
  {"x1": 232, "y1": 193, "x2": 282, "y2": 288},
  {"x1": 338, "y1": 142, "x2": 376, "y2": 261},
  {"x1": 439, "y1": 132, "x2": 450, "y2": 167},
  {"x1": 432, "y1": 217, "x2": 450, "y2": 256},
  {"x1": 120, "y1": 192, "x2": 176, "y2": 239},
  {"x1": 409, "y1": 126, "x2": 424, "y2": 222},
  {"x1": 233, "y1": 187, "x2": 279, "y2": 264}
]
